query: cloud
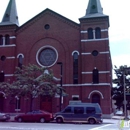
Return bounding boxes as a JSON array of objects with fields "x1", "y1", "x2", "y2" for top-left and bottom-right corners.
[{"x1": 112, "y1": 54, "x2": 130, "y2": 67}]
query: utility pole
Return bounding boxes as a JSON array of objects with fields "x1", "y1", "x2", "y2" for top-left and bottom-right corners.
[
  {"x1": 123, "y1": 73, "x2": 127, "y2": 120},
  {"x1": 57, "y1": 62, "x2": 63, "y2": 111}
]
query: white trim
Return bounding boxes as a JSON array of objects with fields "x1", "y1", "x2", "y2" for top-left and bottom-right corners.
[
  {"x1": 72, "y1": 95, "x2": 79, "y2": 98},
  {"x1": 0, "y1": 91, "x2": 6, "y2": 98},
  {"x1": 6, "y1": 56, "x2": 15, "y2": 59},
  {"x1": 57, "y1": 83, "x2": 111, "y2": 87},
  {"x1": 5, "y1": 74, "x2": 14, "y2": 77},
  {"x1": 80, "y1": 29, "x2": 108, "y2": 34},
  {"x1": 81, "y1": 30, "x2": 88, "y2": 33},
  {"x1": 88, "y1": 90, "x2": 104, "y2": 99},
  {"x1": 99, "y1": 71, "x2": 110, "y2": 74},
  {"x1": 100, "y1": 51, "x2": 109, "y2": 54},
  {"x1": 0, "y1": 44, "x2": 16, "y2": 47},
  {"x1": 81, "y1": 51, "x2": 109, "y2": 55},
  {"x1": 81, "y1": 53, "x2": 91, "y2": 55},
  {"x1": 17, "y1": 53, "x2": 24, "y2": 58},
  {"x1": 101, "y1": 29, "x2": 108, "y2": 32},
  {"x1": 72, "y1": 51, "x2": 79, "y2": 56},
  {"x1": 36, "y1": 45, "x2": 58, "y2": 68},
  {"x1": 82, "y1": 71, "x2": 110, "y2": 74},
  {"x1": 10, "y1": 36, "x2": 16, "y2": 39},
  {"x1": 82, "y1": 72, "x2": 92, "y2": 74},
  {"x1": 81, "y1": 38, "x2": 109, "y2": 42}
]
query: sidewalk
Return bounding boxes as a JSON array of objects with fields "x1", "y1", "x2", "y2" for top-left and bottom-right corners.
[{"x1": 103, "y1": 119, "x2": 121, "y2": 124}]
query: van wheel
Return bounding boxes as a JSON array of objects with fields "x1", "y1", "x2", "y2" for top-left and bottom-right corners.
[
  {"x1": 56, "y1": 117, "x2": 63, "y2": 123},
  {"x1": 88, "y1": 118, "x2": 96, "y2": 124}
]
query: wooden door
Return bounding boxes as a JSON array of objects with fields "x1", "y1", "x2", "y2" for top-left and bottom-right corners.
[{"x1": 40, "y1": 96, "x2": 52, "y2": 112}]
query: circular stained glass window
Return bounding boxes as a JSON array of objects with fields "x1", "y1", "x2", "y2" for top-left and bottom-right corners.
[{"x1": 38, "y1": 48, "x2": 57, "y2": 67}]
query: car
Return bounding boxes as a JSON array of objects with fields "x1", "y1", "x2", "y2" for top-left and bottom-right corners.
[
  {"x1": 14, "y1": 110, "x2": 53, "y2": 123},
  {"x1": 54, "y1": 101, "x2": 103, "y2": 124},
  {"x1": 115, "y1": 110, "x2": 123, "y2": 116},
  {"x1": 0, "y1": 112, "x2": 10, "y2": 122},
  {"x1": 112, "y1": 110, "x2": 124, "y2": 119}
]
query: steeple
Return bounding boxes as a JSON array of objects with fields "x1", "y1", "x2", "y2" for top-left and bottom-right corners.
[
  {"x1": 0, "y1": 0, "x2": 19, "y2": 26},
  {"x1": 80, "y1": 0, "x2": 107, "y2": 19}
]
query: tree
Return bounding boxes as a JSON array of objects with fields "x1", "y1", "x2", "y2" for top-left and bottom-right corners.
[
  {"x1": 0, "y1": 82, "x2": 11, "y2": 98},
  {"x1": 7, "y1": 64, "x2": 64, "y2": 111},
  {"x1": 112, "y1": 65, "x2": 130, "y2": 111}
]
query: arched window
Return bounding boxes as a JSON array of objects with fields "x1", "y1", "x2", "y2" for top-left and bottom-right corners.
[
  {"x1": 0, "y1": 35, "x2": 3, "y2": 45},
  {"x1": 0, "y1": 71, "x2": 5, "y2": 82},
  {"x1": 95, "y1": 27, "x2": 101, "y2": 39},
  {"x1": 18, "y1": 55, "x2": 23, "y2": 69},
  {"x1": 73, "y1": 52, "x2": 78, "y2": 84},
  {"x1": 5, "y1": 34, "x2": 10, "y2": 45},
  {"x1": 92, "y1": 68, "x2": 99, "y2": 83},
  {"x1": 88, "y1": 28, "x2": 93, "y2": 39},
  {"x1": 15, "y1": 97, "x2": 21, "y2": 110},
  {"x1": 92, "y1": 93, "x2": 100, "y2": 105}
]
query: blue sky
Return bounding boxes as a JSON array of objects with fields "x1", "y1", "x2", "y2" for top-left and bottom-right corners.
[{"x1": 0, "y1": 0, "x2": 130, "y2": 70}]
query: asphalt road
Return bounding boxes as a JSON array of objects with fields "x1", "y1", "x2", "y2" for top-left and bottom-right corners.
[{"x1": 0, "y1": 119, "x2": 129, "y2": 130}]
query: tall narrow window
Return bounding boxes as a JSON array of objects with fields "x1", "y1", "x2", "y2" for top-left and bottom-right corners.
[
  {"x1": 95, "y1": 27, "x2": 101, "y2": 39},
  {"x1": 0, "y1": 35, "x2": 3, "y2": 45},
  {"x1": 73, "y1": 52, "x2": 78, "y2": 84},
  {"x1": 15, "y1": 97, "x2": 21, "y2": 110},
  {"x1": 18, "y1": 55, "x2": 23, "y2": 69},
  {"x1": 0, "y1": 71, "x2": 5, "y2": 82},
  {"x1": 88, "y1": 28, "x2": 93, "y2": 39},
  {"x1": 92, "y1": 68, "x2": 99, "y2": 83},
  {"x1": 92, "y1": 94, "x2": 100, "y2": 105},
  {"x1": 5, "y1": 34, "x2": 10, "y2": 45}
]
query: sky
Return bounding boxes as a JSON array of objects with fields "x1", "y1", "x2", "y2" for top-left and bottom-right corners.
[{"x1": 0, "y1": 0, "x2": 130, "y2": 71}]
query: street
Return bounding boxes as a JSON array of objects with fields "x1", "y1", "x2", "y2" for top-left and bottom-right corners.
[{"x1": 0, "y1": 119, "x2": 130, "y2": 130}]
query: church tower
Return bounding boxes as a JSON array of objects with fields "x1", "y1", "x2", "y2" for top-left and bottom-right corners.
[
  {"x1": 79, "y1": 0, "x2": 112, "y2": 117},
  {"x1": 0, "y1": 0, "x2": 19, "y2": 82}
]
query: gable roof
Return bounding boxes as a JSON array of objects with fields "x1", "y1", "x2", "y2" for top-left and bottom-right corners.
[
  {"x1": 0, "y1": 0, "x2": 19, "y2": 26},
  {"x1": 16, "y1": 8, "x2": 80, "y2": 33}
]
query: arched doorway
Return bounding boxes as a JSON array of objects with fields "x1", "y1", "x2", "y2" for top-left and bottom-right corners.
[
  {"x1": 0, "y1": 93, "x2": 4, "y2": 111},
  {"x1": 92, "y1": 93, "x2": 100, "y2": 105}
]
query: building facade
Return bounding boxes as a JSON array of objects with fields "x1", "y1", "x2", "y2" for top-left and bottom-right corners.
[{"x1": 0, "y1": 0, "x2": 113, "y2": 117}]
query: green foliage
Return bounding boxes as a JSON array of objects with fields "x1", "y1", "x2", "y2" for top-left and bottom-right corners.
[
  {"x1": 11, "y1": 64, "x2": 62, "y2": 98},
  {"x1": 0, "y1": 64, "x2": 67, "y2": 110},
  {"x1": 0, "y1": 82, "x2": 11, "y2": 98},
  {"x1": 112, "y1": 65, "x2": 130, "y2": 110}
]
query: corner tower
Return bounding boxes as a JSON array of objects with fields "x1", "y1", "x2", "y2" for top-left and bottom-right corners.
[{"x1": 79, "y1": 0, "x2": 112, "y2": 117}]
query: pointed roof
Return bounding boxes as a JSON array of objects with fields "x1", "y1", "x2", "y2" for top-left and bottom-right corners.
[
  {"x1": 0, "y1": 0, "x2": 19, "y2": 26},
  {"x1": 80, "y1": 0, "x2": 108, "y2": 19}
]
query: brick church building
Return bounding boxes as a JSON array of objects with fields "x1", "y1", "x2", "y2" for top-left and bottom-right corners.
[{"x1": 0, "y1": 0, "x2": 113, "y2": 117}]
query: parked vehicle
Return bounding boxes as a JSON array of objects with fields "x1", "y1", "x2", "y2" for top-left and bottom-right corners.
[
  {"x1": 0, "y1": 112, "x2": 10, "y2": 121},
  {"x1": 54, "y1": 101, "x2": 103, "y2": 124},
  {"x1": 15, "y1": 110, "x2": 53, "y2": 123}
]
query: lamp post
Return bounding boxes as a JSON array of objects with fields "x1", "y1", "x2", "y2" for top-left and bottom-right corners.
[
  {"x1": 123, "y1": 73, "x2": 127, "y2": 120},
  {"x1": 57, "y1": 62, "x2": 63, "y2": 111},
  {"x1": 123, "y1": 66, "x2": 130, "y2": 120}
]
